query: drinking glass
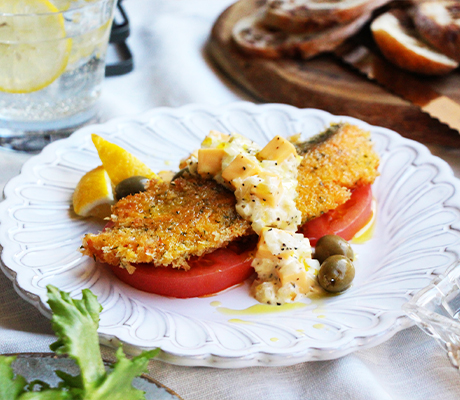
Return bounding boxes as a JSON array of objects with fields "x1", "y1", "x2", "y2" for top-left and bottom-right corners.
[{"x1": 0, "y1": 0, "x2": 117, "y2": 152}]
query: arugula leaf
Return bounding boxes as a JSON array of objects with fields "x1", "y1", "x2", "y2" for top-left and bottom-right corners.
[
  {"x1": 53, "y1": 371, "x2": 82, "y2": 390},
  {"x1": 46, "y1": 285, "x2": 158, "y2": 398},
  {"x1": 18, "y1": 391, "x2": 73, "y2": 400},
  {"x1": 0, "y1": 286, "x2": 158, "y2": 399},
  {"x1": 0, "y1": 355, "x2": 26, "y2": 399},
  {"x1": 47, "y1": 285, "x2": 105, "y2": 393},
  {"x1": 83, "y1": 347, "x2": 159, "y2": 400}
]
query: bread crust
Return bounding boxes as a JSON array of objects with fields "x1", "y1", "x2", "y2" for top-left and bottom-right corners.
[
  {"x1": 412, "y1": 0, "x2": 460, "y2": 61},
  {"x1": 261, "y1": 7, "x2": 337, "y2": 34},
  {"x1": 263, "y1": 0, "x2": 391, "y2": 33},
  {"x1": 233, "y1": 10, "x2": 371, "y2": 59},
  {"x1": 371, "y1": 9, "x2": 458, "y2": 75}
]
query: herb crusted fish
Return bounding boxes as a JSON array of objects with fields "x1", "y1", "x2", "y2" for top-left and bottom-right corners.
[{"x1": 82, "y1": 123, "x2": 379, "y2": 271}]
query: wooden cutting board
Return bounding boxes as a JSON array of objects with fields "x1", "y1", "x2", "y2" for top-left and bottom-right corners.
[{"x1": 207, "y1": 0, "x2": 460, "y2": 147}]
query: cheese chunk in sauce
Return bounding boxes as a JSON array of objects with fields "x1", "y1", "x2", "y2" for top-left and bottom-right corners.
[
  {"x1": 251, "y1": 227, "x2": 320, "y2": 304},
  {"x1": 191, "y1": 131, "x2": 302, "y2": 234}
]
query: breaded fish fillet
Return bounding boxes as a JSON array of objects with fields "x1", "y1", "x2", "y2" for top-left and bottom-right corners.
[
  {"x1": 82, "y1": 177, "x2": 251, "y2": 270},
  {"x1": 296, "y1": 123, "x2": 379, "y2": 222},
  {"x1": 82, "y1": 123, "x2": 379, "y2": 270}
]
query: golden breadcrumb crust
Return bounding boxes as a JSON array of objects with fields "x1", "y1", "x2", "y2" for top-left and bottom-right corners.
[
  {"x1": 82, "y1": 177, "x2": 251, "y2": 270},
  {"x1": 296, "y1": 123, "x2": 379, "y2": 222},
  {"x1": 82, "y1": 123, "x2": 379, "y2": 270}
]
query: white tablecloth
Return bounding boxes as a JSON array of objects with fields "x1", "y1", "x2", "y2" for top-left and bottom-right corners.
[{"x1": 2, "y1": 1, "x2": 460, "y2": 399}]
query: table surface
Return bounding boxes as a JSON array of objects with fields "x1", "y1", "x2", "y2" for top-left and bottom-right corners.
[{"x1": 2, "y1": 1, "x2": 460, "y2": 399}]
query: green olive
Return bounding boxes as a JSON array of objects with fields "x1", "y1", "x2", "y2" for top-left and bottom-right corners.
[
  {"x1": 115, "y1": 176, "x2": 149, "y2": 200},
  {"x1": 317, "y1": 255, "x2": 355, "y2": 293},
  {"x1": 314, "y1": 235, "x2": 354, "y2": 264}
]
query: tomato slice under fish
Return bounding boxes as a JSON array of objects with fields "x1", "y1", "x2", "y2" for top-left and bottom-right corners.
[
  {"x1": 107, "y1": 186, "x2": 372, "y2": 297},
  {"x1": 108, "y1": 238, "x2": 256, "y2": 298},
  {"x1": 299, "y1": 184, "x2": 373, "y2": 246}
]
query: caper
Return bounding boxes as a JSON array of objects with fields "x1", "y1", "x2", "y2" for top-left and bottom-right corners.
[
  {"x1": 317, "y1": 255, "x2": 355, "y2": 293},
  {"x1": 115, "y1": 176, "x2": 149, "y2": 200},
  {"x1": 314, "y1": 234, "x2": 354, "y2": 264}
]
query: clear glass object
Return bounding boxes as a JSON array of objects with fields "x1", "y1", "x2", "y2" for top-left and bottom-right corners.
[
  {"x1": 0, "y1": 0, "x2": 116, "y2": 152},
  {"x1": 403, "y1": 261, "x2": 460, "y2": 369}
]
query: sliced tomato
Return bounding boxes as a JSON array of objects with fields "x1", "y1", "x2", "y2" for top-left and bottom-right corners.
[
  {"x1": 108, "y1": 237, "x2": 256, "y2": 298},
  {"x1": 106, "y1": 185, "x2": 372, "y2": 297},
  {"x1": 299, "y1": 185, "x2": 373, "y2": 246}
]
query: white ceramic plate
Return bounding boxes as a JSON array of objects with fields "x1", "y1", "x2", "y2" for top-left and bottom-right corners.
[{"x1": 1, "y1": 102, "x2": 460, "y2": 368}]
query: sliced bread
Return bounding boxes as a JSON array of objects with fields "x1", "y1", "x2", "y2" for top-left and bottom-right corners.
[
  {"x1": 412, "y1": 1, "x2": 460, "y2": 61},
  {"x1": 371, "y1": 9, "x2": 458, "y2": 75},
  {"x1": 262, "y1": 0, "x2": 391, "y2": 33},
  {"x1": 232, "y1": 9, "x2": 371, "y2": 59}
]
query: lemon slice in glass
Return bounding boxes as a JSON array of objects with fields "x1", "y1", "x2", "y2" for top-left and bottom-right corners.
[
  {"x1": 0, "y1": 0, "x2": 72, "y2": 94},
  {"x1": 73, "y1": 165, "x2": 115, "y2": 219},
  {"x1": 51, "y1": 0, "x2": 99, "y2": 12},
  {"x1": 50, "y1": 0, "x2": 73, "y2": 11},
  {"x1": 69, "y1": 19, "x2": 112, "y2": 65}
]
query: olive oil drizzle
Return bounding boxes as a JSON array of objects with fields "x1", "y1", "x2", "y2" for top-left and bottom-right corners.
[
  {"x1": 313, "y1": 323, "x2": 325, "y2": 329},
  {"x1": 213, "y1": 302, "x2": 307, "y2": 316},
  {"x1": 351, "y1": 199, "x2": 376, "y2": 244},
  {"x1": 228, "y1": 318, "x2": 254, "y2": 325}
]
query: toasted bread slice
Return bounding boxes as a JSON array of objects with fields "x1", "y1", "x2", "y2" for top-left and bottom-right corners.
[
  {"x1": 371, "y1": 9, "x2": 458, "y2": 75},
  {"x1": 263, "y1": 0, "x2": 391, "y2": 33},
  {"x1": 412, "y1": 1, "x2": 460, "y2": 61},
  {"x1": 262, "y1": 1, "x2": 339, "y2": 34},
  {"x1": 232, "y1": 9, "x2": 370, "y2": 59}
]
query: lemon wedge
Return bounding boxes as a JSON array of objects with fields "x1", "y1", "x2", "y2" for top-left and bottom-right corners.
[
  {"x1": 91, "y1": 134, "x2": 158, "y2": 186},
  {"x1": 73, "y1": 165, "x2": 115, "y2": 218},
  {"x1": 0, "y1": 0, "x2": 72, "y2": 94}
]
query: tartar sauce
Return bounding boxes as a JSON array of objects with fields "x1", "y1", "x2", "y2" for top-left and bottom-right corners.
[{"x1": 185, "y1": 130, "x2": 318, "y2": 304}]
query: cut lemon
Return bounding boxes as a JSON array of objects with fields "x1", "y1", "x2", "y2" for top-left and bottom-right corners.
[
  {"x1": 51, "y1": 0, "x2": 99, "y2": 10},
  {"x1": 0, "y1": 0, "x2": 72, "y2": 94},
  {"x1": 91, "y1": 134, "x2": 158, "y2": 186},
  {"x1": 73, "y1": 165, "x2": 115, "y2": 219},
  {"x1": 69, "y1": 19, "x2": 112, "y2": 65},
  {"x1": 50, "y1": 0, "x2": 73, "y2": 10}
]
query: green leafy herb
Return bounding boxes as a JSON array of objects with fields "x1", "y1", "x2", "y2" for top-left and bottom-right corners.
[
  {"x1": 0, "y1": 356, "x2": 27, "y2": 399},
  {"x1": 0, "y1": 285, "x2": 159, "y2": 399}
]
